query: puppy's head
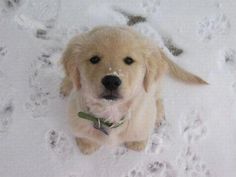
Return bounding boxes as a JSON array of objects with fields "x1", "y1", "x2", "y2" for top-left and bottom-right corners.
[{"x1": 62, "y1": 26, "x2": 167, "y2": 102}]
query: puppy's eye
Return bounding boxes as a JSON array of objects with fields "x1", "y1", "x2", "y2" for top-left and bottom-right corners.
[
  {"x1": 124, "y1": 57, "x2": 134, "y2": 65},
  {"x1": 90, "y1": 56, "x2": 101, "y2": 64}
]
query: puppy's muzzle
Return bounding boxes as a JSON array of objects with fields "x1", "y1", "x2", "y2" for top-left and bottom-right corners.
[{"x1": 101, "y1": 75, "x2": 122, "y2": 100}]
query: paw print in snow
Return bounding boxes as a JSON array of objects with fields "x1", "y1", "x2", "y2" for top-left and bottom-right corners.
[
  {"x1": 37, "y1": 50, "x2": 54, "y2": 68},
  {"x1": 177, "y1": 146, "x2": 211, "y2": 177},
  {"x1": 142, "y1": 0, "x2": 160, "y2": 14},
  {"x1": 146, "y1": 133, "x2": 164, "y2": 154},
  {"x1": 146, "y1": 121, "x2": 171, "y2": 154},
  {"x1": 25, "y1": 74, "x2": 52, "y2": 118},
  {"x1": 25, "y1": 68, "x2": 49, "y2": 118},
  {"x1": 147, "y1": 161, "x2": 165, "y2": 174},
  {"x1": 0, "y1": 46, "x2": 7, "y2": 57},
  {"x1": 112, "y1": 146, "x2": 128, "y2": 159},
  {"x1": 221, "y1": 49, "x2": 236, "y2": 73},
  {"x1": 25, "y1": 48, "x2": 61, "y2": 118},
  {"x1": 217, "y1": 49, "x2": 236, "y2": 76},
  {"x1": 0, "y1": 101, "x2": 14, "y2": 135},
  {"x1": 46, "y1": 129, "x2": 73, "y2": 160},
  {"x1": 181, "y1": 110, "x2": 207, "y2": 144},
  {"x1": 29, "y1": 0, "x2": 60, "y2": 25},
  {"x1": 124, "y1": 161, "x2": 176, "y2": 177},
  {"x1": 224, "y1": 49, "x2": 236, "y2": 64},
  {"x1": 0, "y1": 46, "x2": 7, "y2": 75},
  {"x1": 36, "y1": 46, "x2": 62, "y2": 69},
  {"x1": 4, "y1": 0, "x2": 21, "y2": 9},
  {"x1": 198, "y1": 14, "x2": 230, "y2": 41},
  {"x1": 15, "y1": 0, "x2": 60, "y2": 29},
  {"x1": 124, "y1": 168, "x2": 145, "y2": 177},
  {"x1": 147, "y1": 161, "x2": 176, "y2": 177},
  {"x1": 25, "y1": 90, "x2": 50, "y2": 118},
  {"x1": 35, "y1": 29, "x2": 49, "y2": 40}
]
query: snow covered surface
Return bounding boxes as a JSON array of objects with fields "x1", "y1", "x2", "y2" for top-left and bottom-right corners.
[{"x1": 0, "y1": 0, "x2": 236, "y2": 177}]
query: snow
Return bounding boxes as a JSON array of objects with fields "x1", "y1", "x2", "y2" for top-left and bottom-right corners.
[{"x1": 0, "y1": 0, "x2": 236, "y2": 177}]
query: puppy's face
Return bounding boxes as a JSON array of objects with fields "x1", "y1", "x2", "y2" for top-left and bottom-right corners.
[{"x1": 63, "y1": 27, "x2": 167, "y2": 102}]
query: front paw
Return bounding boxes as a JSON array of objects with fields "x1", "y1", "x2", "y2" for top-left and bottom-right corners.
[
  {"x1": 125, "y1": 140, "x2": 147, "y2": 151},
  {"x1": 76, "y1": 137, "x2": 100, "y2": 155}
]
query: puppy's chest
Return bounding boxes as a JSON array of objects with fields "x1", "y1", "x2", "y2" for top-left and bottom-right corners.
[{"x1": 87, "y1": 103, "x2": 126, "y2": 123}]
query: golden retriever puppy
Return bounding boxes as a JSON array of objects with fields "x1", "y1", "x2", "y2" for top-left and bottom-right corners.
[{"x1": 60, "y1": 26, "x2": 207, "y2": 154}]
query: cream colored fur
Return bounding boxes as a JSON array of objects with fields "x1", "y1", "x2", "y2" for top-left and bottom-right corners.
[{"x1": 60, "y1": 26, "x2": 207, "y2": 154}]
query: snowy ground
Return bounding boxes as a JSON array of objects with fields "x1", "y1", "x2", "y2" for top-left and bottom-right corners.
[{"x1": 0, "y1": 0, "x2": 236, "y2": 177}]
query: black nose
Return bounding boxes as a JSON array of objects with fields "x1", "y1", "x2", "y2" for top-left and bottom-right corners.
[{"x1": 102, "y1": 75, "x2": 122, "y2": 91}]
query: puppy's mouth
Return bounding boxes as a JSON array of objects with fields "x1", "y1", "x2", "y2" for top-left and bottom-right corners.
[
  {"x1": 100, "y1": 91, "x2": 121, "y2": 101},
  {"x1": 102, "y1": 95, "x2": 119, "y2": 100}
]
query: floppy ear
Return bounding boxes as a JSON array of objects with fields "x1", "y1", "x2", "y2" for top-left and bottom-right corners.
[
  {"x1": 143, "y1": 49, "x2": 168, "y2": 92},
  {"x1": 160, "y1": 51, "x2": 208, "y2": 85},
  {"x1": 61, "y1": 36, "x2": 82, "y2": 90}
]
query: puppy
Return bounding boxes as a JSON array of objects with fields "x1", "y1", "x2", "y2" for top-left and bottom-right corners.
[{"x1": 60, "y1": 26, "x2": 207, "y2": 154}]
